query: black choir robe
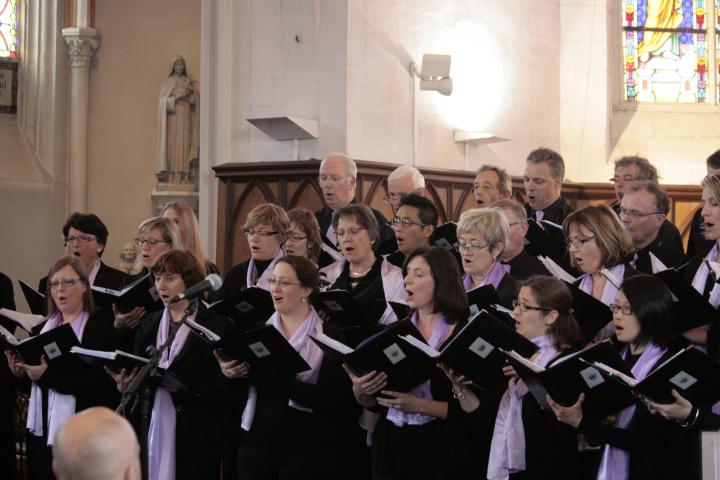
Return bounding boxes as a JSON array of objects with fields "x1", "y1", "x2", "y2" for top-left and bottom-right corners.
[
  {"x1": 27, "y1": 309, "x2": 121, "y2": 479},
  {"x1": 632, "y1": 233, "x2": 689, "y2": 275},
  {"x1": 133, "y1": 305, "x2": 234, "y2": 480},
  {"x1": 502, "y1": 250, "x2": 550, "y2": 281},
  {"x1": 577, "y1": 349, "x2": 692, "y2": 480},
  {"x1": 0, "y1": 272, "x2": 16, "y2": 479}
]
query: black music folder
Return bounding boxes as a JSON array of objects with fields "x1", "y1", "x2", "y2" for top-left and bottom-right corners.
[
  {"x1": 71, "y1": 346, "x2": 150, "y2": 372},
  {"x1": 502, "y1": 340, "x2": 635, "y2": 419},
  {"x1": 525, "y1": 218, "x2": 567, "y2": 260},
  {"x1": 184, "y1": 319, "x2": 310, "y2": 383},
  {"x1": 398, "y1": 310, "x2": 539, "y2": 391},
  {"x1": 654, "y1": 268, "x2": 717, "y2": 334},
  {"x1": 592, "y1": 346, "x2": 720, "y2": 406},
  {"x1": 0, "y1": 322, "x2": 79, "y2": 365},
  {"x1": 91, "y1": 273, "x2": 160, "y2": 313},
  {"x1": 388, "y1": 301, "x2": 411, "y2": 321},
  {"x1": 18, "y1": 280, "x2": 45, "y2": 315},
  {"x1": 311, "y1": 319, "x2": 434, "y2": 393},
  {"x1": 204, "y1": 286, "x2": 274, "y2": 327},
  {"x1": 311, "y1": 290, "x2": 388, "y2": 327},
  {"x1": 466, "y1": 285, "x2": 501, "y2": 317},
  {"x1": 565, "y1": 283, "x2": 613, "y2": 344}
]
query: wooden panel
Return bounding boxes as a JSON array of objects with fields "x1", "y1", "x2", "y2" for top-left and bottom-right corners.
[{"x1": 214, "y1": 160, "x2": 702, "y2": 273}]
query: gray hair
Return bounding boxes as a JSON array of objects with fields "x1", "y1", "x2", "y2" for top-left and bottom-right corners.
[
  {"x1": 456, "y1": 207, "x2": 509, "y2": 251},
  {"x1": 388, "y1": 165, "x2": 425, "y2": 189},
  {"x1": 478, "y1": 164, "x2": 512, "y2": 196},
  {"x1": 527, "y1": 148, "x2": 565, "y2": 181},
  {"x1": 492, "y1": 198, "x2": 528, "y2": 222},
  {"x1": 321, "y1": 152, "x2": 357, "y2": 179}
]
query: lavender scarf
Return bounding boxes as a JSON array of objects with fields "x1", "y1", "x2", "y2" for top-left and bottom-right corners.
[
  {"x1": 487, "y1": 334, "x2": 558, "y2": 480},
  {"x1": 463, "y1": 261, "x2": 510, "y2": 292},
  {"x1": 147, "y1": 307, "x2": 196, "y2": 480},
  {"x1": 241, "y1": 307, "x2": 324, "y2": 431},
  {"x1": 27, "y1": 311, "x2": 89, "y2": 445},
  {"x1": 691, "y1": 242, "x2": 720, "y2": 307},
  {"x1": 246, "y1": 248, "x2": 285, "y2": 291},
  {"x1": 578, "y1": 263, "x2": 625, "y2": 341},
  {"x1": 386, "y1": 312, "x2": 450, "y2": 427},
  {"x1": 596, "y1": 343, "x2": 667, "y2": 480}
]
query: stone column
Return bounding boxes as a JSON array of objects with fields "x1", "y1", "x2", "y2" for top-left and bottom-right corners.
[{"x1": 61, "y1": 25, "x2": 100, "y2": 212}]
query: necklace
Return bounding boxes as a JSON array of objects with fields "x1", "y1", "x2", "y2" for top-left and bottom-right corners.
[{"x1": 349, "y1": 266, "x2": 373, "y2": 278}]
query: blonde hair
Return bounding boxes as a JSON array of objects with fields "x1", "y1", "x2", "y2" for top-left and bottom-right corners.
[
  {"x1": 702, "y1": 173, "x2": 720, "y2": 205},
  {"x1": 562, "y1": 205, "x2": 634, "y2": 269},
  {"x1": 456, "y1": 207, "x2": 508, "y2": 250},
  {"x1": 161, "y1": 202, "x2": 208, "y2": 275},
  {"x1": 134, "y1": 217, "x2": 183, "y2": 272},
  {"x1": 244, "y1": 204, "x2": 290, "y2": 240}
]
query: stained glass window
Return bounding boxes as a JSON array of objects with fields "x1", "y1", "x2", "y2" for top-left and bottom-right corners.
[
  {"x1": 623, "y1": 0, "x2": 710, "y2": 103},
  {"x1": 0, "y1": 0, "x2": 17, "y2": 59}
]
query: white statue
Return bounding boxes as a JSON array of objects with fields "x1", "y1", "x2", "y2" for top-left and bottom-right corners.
[{"x1": 156, "y1": 55, "x2": 199, "y2": 184}]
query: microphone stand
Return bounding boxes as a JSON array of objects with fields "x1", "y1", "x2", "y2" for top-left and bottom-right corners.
[{"x1": 116, "y1": 300, "x2": 199, "y2": 480}]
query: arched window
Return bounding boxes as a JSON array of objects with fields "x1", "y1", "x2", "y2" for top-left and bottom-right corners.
[
  {"x1": 622, "y1": 0, "x2": 718, "y2": 103},
  {"x1": 0, "y1": 0, "x2": 17, "y2": 59}
]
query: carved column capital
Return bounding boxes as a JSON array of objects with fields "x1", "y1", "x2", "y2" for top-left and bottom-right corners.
[{"x1": 61, "y1": 27, "x2": 101, "y2": 67}]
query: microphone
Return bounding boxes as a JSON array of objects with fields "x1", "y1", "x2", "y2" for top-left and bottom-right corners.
[{"x1": 169, "y1": 274, "x2": 223, "y2": 304}]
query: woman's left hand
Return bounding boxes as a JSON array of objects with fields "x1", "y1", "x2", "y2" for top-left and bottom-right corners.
[
  {"x1": 377, "y1": 390, "x2": 424, "y2": 413},
  {"x1": 19, "y1": 355, "x2": 48, "y2": 382},
  {"x1": 644, "y1": 389, "x2": 694, "y2": 422},
  {"x1": 546, "y1": 393, "x2": 585, "y2": 428}
]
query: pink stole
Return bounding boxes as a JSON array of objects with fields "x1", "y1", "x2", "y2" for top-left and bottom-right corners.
[
  {"x1": 385, "y1": 312, "x2": 450, "y2": 427},
  {"x1": 462, "y1": 261, "x2": 510, "y2": 292},
  {"x1": 487, "y1": 334, "x2": 557, "y2": 479},
  {"x1": 147, "y1": 306, "x2": 196, "y2": 480},
  {"x1": 246, "y1": 249, "x2": 285, "y2": 291},
  {"x1": 596, "y1": 343, "x2": 666, "y2": 480},
  {"x1": 27, "y1": 311, "x2": 89, "y2": 445},
  {"x1": 241, "y1": 307, "x2": 324, "y2": 431}
]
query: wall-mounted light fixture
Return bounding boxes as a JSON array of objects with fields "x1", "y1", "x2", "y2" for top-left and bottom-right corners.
[{"x1": 410, "y1": 54, "x2": 452, "y2": 96}]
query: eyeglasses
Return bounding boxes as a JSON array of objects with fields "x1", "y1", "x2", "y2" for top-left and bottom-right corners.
[
  {"x1": 618, "y1": 206, "x2": 662, "y2": 218},
  {"x1": 384, "y1": 193, "x2": 409, "y2": 204},
  {"x1": 268, "y1": 278, "x2": 302, "y2": 288},
  {"x1": 453, "y1": 242, "x2": 489, "y2": 253},
  {"x1": 609, "y1": 175, "x2": 640, "y2": 183},
  {"x1": 566, "y1": 236, "x2": 595, "y2": 249},
  {"x1": 243, "y1": 229, "x2": 279, "y2": 238},
  {"x1": 286, "y1": 235, "x2": 307, "y2": 243},
  {"x1": 610, "y1": 303, "x2": 634, "y2": 315},
  {"x1": 49, "y1": 278, "x2": 83, "y2": 289},
  {"x1": 336, "y1": 227, "x2": 367, "y2": 237},
  {"x1": 507, "y1": 221, "x2": 525, "y2": 227},
  {"x1": 64, "y1": 235, "x2": 97, "y2": 246},
  {"x1": 392, "y1": 217, "x2": 425, "y2": 228},
  {"x1": 134, "y1": 237, "x2": 169, "y2": 247},
  {"x1": 512, "y1": 299, "x2": 551, "y2": 313}
]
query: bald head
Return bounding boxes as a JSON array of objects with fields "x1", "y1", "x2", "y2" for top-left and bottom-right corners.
[{"x1": 53, "y1": 407, "x2": 140, "y2": 480}]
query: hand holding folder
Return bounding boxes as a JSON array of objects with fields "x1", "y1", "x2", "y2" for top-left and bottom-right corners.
[
  {"x1": 92, "y1": 273, "x2": 160, "y2": 313},
  {"x1": 184, "y1": 318, "x2": 310, "y2": 383},
  {"x1": 0, "y1": 322, "x2": 79, "y2": 366}
]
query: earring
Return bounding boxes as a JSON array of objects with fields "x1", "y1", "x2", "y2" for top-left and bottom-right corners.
[
  {"x1": 492, "y1": 254, "x2": 497, "y2": 262},
  {"x1": 302, "y1": 297, "x2": 307, "y2": 303}
]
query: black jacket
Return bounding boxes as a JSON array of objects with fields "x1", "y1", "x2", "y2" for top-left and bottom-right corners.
[
  {"x1": 502, "y1": 250, "x2": 550, "y2": 281},
  {"x1": 578, "y1": 349, "x2": 692, "y2": 479},
  {"x1": 633, "y1": 233, "x2": 689, "y2": 275},
  {"x1": 133, "y1": 305, "x2": 234, "y2": 480}
]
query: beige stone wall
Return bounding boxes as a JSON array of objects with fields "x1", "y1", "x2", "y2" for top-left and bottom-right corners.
[{"x1": 87, "y1": 0, "x2": 201, "y2": 267}]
